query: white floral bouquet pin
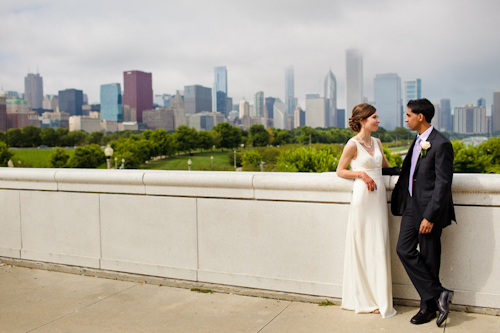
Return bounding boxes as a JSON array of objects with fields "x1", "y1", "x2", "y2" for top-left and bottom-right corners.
[{"x1": 420, "y1": 140, "x2": 431, "y2": 158}]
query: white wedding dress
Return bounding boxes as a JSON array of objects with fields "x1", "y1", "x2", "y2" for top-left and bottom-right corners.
[{"x1": 341, "y1": 137, "x2": 397, "y2": 318}]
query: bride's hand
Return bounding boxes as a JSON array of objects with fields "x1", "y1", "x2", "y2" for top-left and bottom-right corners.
[{"x1": 360, "y1": 172, "x2": 377, "y2": 191}]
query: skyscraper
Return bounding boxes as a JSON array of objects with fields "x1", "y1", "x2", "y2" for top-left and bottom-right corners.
[
  {"x1": 403, "y1": 79, "x2": 422, "y2": 118},
  {"x1": 454, "y1": 104, "x2": 487, "y2": 134},
  {"x1": 24, "y1": 73, "x2": 43, "y2": 109},
  {"x1": 478, "y1": 98, "x2": 486, "y2": 107},
  {"x1": 254, "y1": 91, "x2": 265, "y2": 118},
  {"x1": 123, "y1": 70, "x2": 153, "y2": 123},
  {"x1": 184, "y1": 85, "x2": 212, "y2": 114},
  {"x1": 273, "y1": 98, "x2": 287, "y2": 130},
  {"x1": 305, "y1": 94, "x2": 328, "y2": 128},
  {"x1": 213, "y1": 66, "x2": 228, "y2": 117},
  {"x1": 440, "y1": 98, "x2": 452, "y2": 132},
  {"x1": 345, "y1": 48, "x2": 363, "y2": 126},
  {"x1": 374, "y1": 73, "x2": 401, "y2": 130},
  {"x1": 100, "y1": 83, "x2": 123, "y2": 122},
  {"x1": 0, "y1": 90, "x2": 7, "y2": 132},
  {"x1": 265, "y1": 97, "x2": 276, "y2": 120},
  {"x1": 285, "y1": 66, "x2": 298, "y2": 116},
  {"x1": 324, "y1": 70, "x2": 337, "y2": 127},
  {"x1": 493, "y1": 91, "x2": 500, "y2": 133},
  {"x1": 58, "y1": 89, "x2": 83, "y2": 116}
]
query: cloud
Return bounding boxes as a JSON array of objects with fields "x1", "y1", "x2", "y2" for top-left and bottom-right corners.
[{"x1": 0, "y1": 0, "x2": 499, "y2": 111}]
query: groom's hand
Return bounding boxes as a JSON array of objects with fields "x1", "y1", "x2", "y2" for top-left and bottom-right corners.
[{"x1": 419, "y1": 219, "x2": 434, "y2": 234}]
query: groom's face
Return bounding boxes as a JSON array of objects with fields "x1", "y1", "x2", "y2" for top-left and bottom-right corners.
[{"x1": 405, "y1": 108, "x2": 421, "y2": 131}]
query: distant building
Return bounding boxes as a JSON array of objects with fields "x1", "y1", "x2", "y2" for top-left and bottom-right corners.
[
  {"x1": 294, "y1": 104, "x2": 305, "y2": 128},
  {"x1": 154, "y1": 94, "x2": 172, "y2": 108},
  {"x1": 25, "y1": 73, "x2": 44, "y2": 109},
  {"x1": 454, "y1": 104, "x2": 487, "y2": 134},
  {"x1": 122, "y1": 105, "x2": 137, "y2": 122},
  {"x1": 324, "y1": 70, "x2": 337, "y2": 127},
  {"x1": 228, "y1": 110, "x2": 238, "y2": 123},
  {"x1": 184, "y1": 85, "x2": 212, "y2": 114},
  {"x1": 345, "y1": 48, "x2": 363, "y2": 127},
  {"x1": 6, "y1": 91, "x2": 19, "y2": 98},
  {"x1": 118, "y1": 122, "x2": 139, "y2": 131},
  {"x1": 403, "y1": 79, "x2": 421, "y2": 107},
  {"x1": 226, "y1": 97, "x2": 233, "y2": 114},
  {"x1": 101, "y1": 120, "x2": 118, "y2": 133},
  {"x1": 69, "y1": 115, "x2": 100, "y2": 133},
  {"x1": 187, "y1": 111, "x2": 225, "y2": 131},
  {"x1": 42, "y1": 95, "x2": 59, "y2": 112},
  {"x1": 123, "y1": 70, "x2": 153, "y2": 123},
  {"x1": 440, "y1": 98, "x2": 452, "y2": 132},
  {"x1": 143, "y1": 108, "x2": 175, "y2": 131},
  {"x1": 239, "y1": 98, "x2": 250, "y2": 118},
  {"x1": 100, "y1": 83, "x2": 123, "y2": 122},
  {"x1": 0, "y1": 90, "x2": 7, "y2": 132},
  {"x1": 285, "y1": 66, "x2": 298, "y2": 118},
  {"x1": 273, "y1": 98, "x2": 287, "y2": 130},
  {"x1": 478, "y1": 98, "x2": 486, "y2": 107},
  {"x1": 374, "y1": 73, "x2": 401, "y2": 130},
  {"x1": 59, "y1": 89, "x2": 83, "y2": 116},
  {"x1": 213, "y1": 66, "x2": 228, "y2": 117},
  {"x1": 171, "y1": 91, "x2": 184, "y2": 110},
  {"x1": 337, "y1": 109, "x2": 345, "y2": 128},
  {"x1": 82, "y1": 104, "x2": 101, "y2": 116},
  {"x1": 6, "y1": 98, "x2": 30, "y2": 129},
  {"x1": 431, "y1": 101, "x2": 440, "y2": 130},
  {"x1": 41, "y1": 111, "x2": 69, "y2": 129},
  {"x1": 254, "y1": 91, "x2": 265, "y2": 118},
  {"x1": 305, "y1": 94, "x2": 328, "y2": 128},
  {"x1": 265, "y1": 97, "x2": 275, "y2": 120},
  {"x1": 493, "y1": 91, "x2": 500, "y2": 133}
]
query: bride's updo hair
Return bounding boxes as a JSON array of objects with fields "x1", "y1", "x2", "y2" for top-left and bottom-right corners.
[{"x1": 349, "y1": 103, "x2": 377, "y2": 132}]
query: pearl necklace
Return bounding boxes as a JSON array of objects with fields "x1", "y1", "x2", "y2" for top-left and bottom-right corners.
[{"x1": 357, "y1": 135, "x2": 372, "y2": 148}]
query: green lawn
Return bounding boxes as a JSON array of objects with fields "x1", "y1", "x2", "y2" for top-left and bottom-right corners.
[
  {"x1": 10, "y1": 148, "x2": 75, "y2": 168},
  {"x1": 140, "y1": 151, "x2": 235, "y2": 171}
]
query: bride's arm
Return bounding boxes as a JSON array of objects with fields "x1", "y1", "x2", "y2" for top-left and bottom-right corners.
[{"x1": 336, "y1": 141, "x2": 377, "y2": 191}]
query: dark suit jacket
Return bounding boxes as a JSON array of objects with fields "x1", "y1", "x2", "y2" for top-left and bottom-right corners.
[{"x1": 391, "y1": 128, "x2": 456, "y2": 228}]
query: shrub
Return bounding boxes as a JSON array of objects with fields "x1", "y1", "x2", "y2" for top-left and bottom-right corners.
[
  {"x1": 50, "y1": 148, "x2": 70, "y2": 168},
  {"x1": 276, "y1": 147, "x2": 339, "y2": 172}
]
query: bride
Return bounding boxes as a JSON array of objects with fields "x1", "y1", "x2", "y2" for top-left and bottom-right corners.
[{"x1": 336, "y1": 103, "x2": 397, "y2": 318}]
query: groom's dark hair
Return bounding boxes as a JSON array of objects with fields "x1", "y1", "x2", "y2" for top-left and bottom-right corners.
[{"x1": 407, "y1": 98, "x2": 434, "y2": 123}]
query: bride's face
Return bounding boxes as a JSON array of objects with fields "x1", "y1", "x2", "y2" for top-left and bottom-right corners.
[{"x1": 361, "y1": 112, "x2": 380, "y2": 132}]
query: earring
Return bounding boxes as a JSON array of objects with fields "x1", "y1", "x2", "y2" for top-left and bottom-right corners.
[{"x1": 362, "y1": 124, "x2": 365, "y2": 128}]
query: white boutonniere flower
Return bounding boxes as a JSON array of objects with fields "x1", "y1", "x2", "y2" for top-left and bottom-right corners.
[{"x1": 420, "y1": 140, "x2": 431, "y2": 158}]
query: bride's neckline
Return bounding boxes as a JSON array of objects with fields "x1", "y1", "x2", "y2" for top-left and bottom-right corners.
[{"x1": 353, "y1": 137, "x2": 377, "y2": 158}]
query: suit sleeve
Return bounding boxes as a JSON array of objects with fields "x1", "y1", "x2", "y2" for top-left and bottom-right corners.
[{"x1": 422, "y1": 140, "x2": 454, "y2": 224}]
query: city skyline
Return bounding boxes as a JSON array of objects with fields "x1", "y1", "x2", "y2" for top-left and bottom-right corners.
[{"x1": 1, "y1": 1, "x2": 499, "y2": 116}]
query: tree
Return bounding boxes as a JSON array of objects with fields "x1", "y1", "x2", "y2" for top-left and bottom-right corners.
[
  {"x1": 249, "y1": 124, "x2": 270, "y2": 147},
  {"x1": 66, "y1": 130, "x2": 88, "y2": 146},
  {"x1": 149, "y1": 129, "x2": 176, "y2": 157},
  {"x1": 213, "y1": 123, "x2": 241, "y2": 150},
  {"x1": 86, "y1": 131, "x2": 104, "y2": 145},
  {"x1": 382, "y1": 146, "x2": 403, "y2": 167},
  {"x1": 40, "y1": 128, "x2": 59, "y2": 147},
  {"x1": 197, "y1": 130, "x2": 215, "y2": 152},
  {"x1": 0, "y1": 131, "x2": 6, "y2": 143},
  {"x1": 49, "y1": 148, "x2": 70, "y2": 168},
  {"x1": 276, "y1": 147, "x2": 339, "y2": 172},
  {"x1": 0, "y1": 141, "x2": 13, "y2": 166},
  {"x1": 6, "y1": 128, "x2": 24, "y2": 147},
  {"x1": 241, "y1": 150, "x2": 262, "y2": 171},
  {"x1": 452, "y1": 141, "x2": 490, "y2": 173},
  {"x1": 22, "y1": 126, "x2": 42, "y2": 147},
  {"x1": 174, "y1": 125, "x2": 198, "y2": 153},
  {"x1": 68, "y1": 144, "x2": 106, "y2": 168}
]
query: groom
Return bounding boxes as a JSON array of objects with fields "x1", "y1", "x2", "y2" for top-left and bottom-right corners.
[{"x1": 391, "y1": 99, "x2": 456, "y2": 327}]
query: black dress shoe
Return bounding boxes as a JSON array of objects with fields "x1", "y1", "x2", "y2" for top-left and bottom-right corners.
[
  {"x1": 436, "y1": 289, "x2": 454, "y2": 327},
  {"x1": 410, "y1": 309, "x2": 437, "y2": 324}
]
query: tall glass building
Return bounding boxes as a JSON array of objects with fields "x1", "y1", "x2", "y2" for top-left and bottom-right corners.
[
  {"x1": 440, "y1": 98, "x2": 452, "y2": 132},
  {"x1": 324, "y1": 70, "x2": 337, "y2": 127},
  {"x1": 100, "y1": 83, "x2": 123, "y2": 122},
  {"x1": 374, "y1": 73, "x2": 401, "y2": 130},
  {"x1": 254, "y1": 91, "x2": 265, "y2": 118},
  {"x1": 285, "y1": 66, "x2": 298, "y2": 116},
  {"x1": 123, "y1": 70, "x2": 153, "y2": 123},
  {"x1": 345, "y1": 48, "x2": 363, "y2": 126},
  {"x1": 25, "y1": 73, "x2": 44, "y2": 110},
  {"x1": 58, "y1": 89, "x2": 83, "y2": 116},
  {"x1": 213, "y1": 66, "x2": 228, "y2": 117}
]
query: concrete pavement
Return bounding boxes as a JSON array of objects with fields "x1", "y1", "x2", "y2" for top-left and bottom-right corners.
[{"x1": 1, "y1": 263, "x2": 498, "y2": 333}]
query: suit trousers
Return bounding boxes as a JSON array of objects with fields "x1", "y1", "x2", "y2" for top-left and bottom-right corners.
[{"x1": 396, "y1": 201, "x2": 444, "y2": 310}]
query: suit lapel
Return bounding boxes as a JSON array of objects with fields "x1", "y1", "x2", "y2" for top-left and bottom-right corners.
[{"x1": 414, "y1": 128, "x2": 437, "y2": 173}]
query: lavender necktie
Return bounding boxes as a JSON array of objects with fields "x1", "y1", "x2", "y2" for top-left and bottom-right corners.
[{"x1": 409, "y1": 137, "x2": 421, "y2": 196}]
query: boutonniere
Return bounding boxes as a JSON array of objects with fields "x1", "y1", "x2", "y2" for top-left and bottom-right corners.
[{"x1": 419, "y1": 140, "x2": 431, "y2": 158}]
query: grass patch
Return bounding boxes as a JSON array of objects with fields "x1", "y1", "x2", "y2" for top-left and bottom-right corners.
[
  {"x1": 140, "y1": 151, "x2": 234, "y2": 171},
  {"x1": 10, "y1": 148, "x2": 75, "y2": 168},
  {"x1": 319, "y1": 300, "x2": 334, "y2": 306},
  {"x1": 190, "y1": 288, "x2": 213, "y2": 293}
]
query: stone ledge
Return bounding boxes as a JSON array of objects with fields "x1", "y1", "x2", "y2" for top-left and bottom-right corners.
[{"x1": 2, "y1": 257, "x2": 498, "y2": 317}]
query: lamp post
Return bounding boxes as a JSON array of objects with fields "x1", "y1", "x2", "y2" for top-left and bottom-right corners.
[
  {"x1": 188, "y1": 159, "x2": 192, "y2": 171},
  {"x1": 260, "y1": 161, "x2": 265, "y2": 172},
  {"x1": 211, "y1": 156, "x2": 213, "y2": 171},
  {"x1": 104, "y1": 144, "x2": 114, "y2": 169},
  {"x1": 234, "y1": 151, "x2": 236, "y2": 169},
  {"x1": 121, "y1": 158, "x2": 125, "y2": 169}
]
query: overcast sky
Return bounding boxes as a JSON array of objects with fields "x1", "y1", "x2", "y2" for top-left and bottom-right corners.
[{"x1": 1, "y1": 0, "x2": 499, "y2": 114}]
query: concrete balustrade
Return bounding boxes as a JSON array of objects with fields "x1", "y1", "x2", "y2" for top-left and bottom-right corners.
[{"x1": 0, "y1": 168, "x2": 499, "y2": 310}]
